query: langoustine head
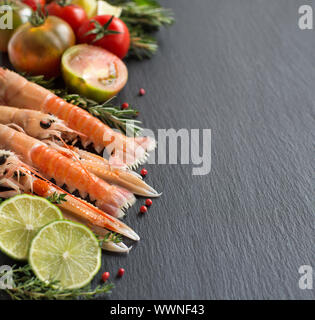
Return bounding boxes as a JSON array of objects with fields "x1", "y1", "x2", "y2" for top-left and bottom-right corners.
[
  {"x1": 27, "y1": 113, "x2": 80, "y2": 141},
  {"x1": 0, "y1": 107, "x2": 82, "y2": 141},
  {"x1": 0, "y1": 150, "x2": 33, "y2": 197}
]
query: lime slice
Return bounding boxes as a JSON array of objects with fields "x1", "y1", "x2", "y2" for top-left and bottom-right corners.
[
  {"x1": 0, "y1": 194, "x2": 63, "y2": 260},
  {"x1": 97, "y1": 1, "x2": 122, "y2": 17},
  {"x1": 29, "y1": 220, "x2": 101, "y2": 289}
]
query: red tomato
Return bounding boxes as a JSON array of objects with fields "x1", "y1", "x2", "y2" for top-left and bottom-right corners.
[
  {"x1": 22, "y1": 0, "x2": 45, "y2": 11},
  {"x1": 77, "y1": 15, "x2": 130, "y2": 59},
  {"x1": 47, "y1": 2, "x2": 87, "y2": 34}
]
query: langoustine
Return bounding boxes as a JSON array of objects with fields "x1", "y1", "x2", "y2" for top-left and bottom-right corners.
[
  {"x1": 0, "y1": 106, "x2": 161, "y2": 197},
  {"x1": 46, "y1": 140, "x2": 161, "y2": 198},
  {"x1": 0, "y1": 150, "x2": 139, "y2": 252},
  {"x1": 0, "y1": 68, "x2": 156, "y2": 168},
  {"x1": 0, "y1": 124, "x2": 136, "y2": 218}
]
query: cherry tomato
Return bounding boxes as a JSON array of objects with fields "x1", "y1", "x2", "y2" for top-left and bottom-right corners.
[
  {"x1": 8, "y1": 16, "x2": 75, "y2": 77},
  {"x1": 0, "y1": 0, "x2": 32, "y2": 52},
  {"x1": 47, "y1": 1, "x2": 87, "y2": 34},
  {"x1": 22, "y1": 0, "x2": 46, "y2": 11},
  {"x1": 77, "y1": 15, "x2": 130, "y2": 59}
]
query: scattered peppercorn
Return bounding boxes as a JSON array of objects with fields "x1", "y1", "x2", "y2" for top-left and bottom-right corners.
[
  {"x1": 145, "y1": 199, "x2": 153, "y2": 207},
  {"x1": 141, "y1": 168, "x2": 148, "y2": 176},
  {"x1": 117, "y1": 268, "x2": 125, "y2": 278},
  {"x1": 139, "y1": 88, "x2": 146, "y2": 96},
  {"x1": 121, "y1": 103, "x2": 129, "y2": 110},
  {"x1": 102, "y1": 272, "x2": 110, "y2": 282},
  {"x1": 140, "y1": 205, "x2": 148, "y2": 214}
]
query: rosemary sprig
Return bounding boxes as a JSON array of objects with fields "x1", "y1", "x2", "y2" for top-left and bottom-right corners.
[
  {"x1": 121, "y1": 2, "x2": 175, "y2": 30},
  {"x1": 21, "y1": 73, "x2": 56, "y2": 89},
  {"x1": 104, "y1": 232, "x2": 123, "y2": 244},
  {"x1": 59, "y1": 93, "x2": 142, "y2": 136},
  {"x1": 1, "y1": 264, "x2": 114, "y2": 300},
  {"x1": 98, "y1": 232, "x2": 123, "y2": 248},
  {"x1": 46, "y1": 192, "x2": 67, "y2": 204},
  {"x1": 128, "y1": 26, "x2": 158, "y2": 59}
]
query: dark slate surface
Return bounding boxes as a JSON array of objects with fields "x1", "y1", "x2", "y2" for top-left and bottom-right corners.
[{"x1": 0, "y1": 0, "x2": 314, "y2": 300}]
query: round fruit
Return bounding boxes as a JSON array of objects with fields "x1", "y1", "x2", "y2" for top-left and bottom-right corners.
[
  {"x1": 8, "y1": 16, "x2": 75, "y2": 77},
  {"x1": 21, "y1": 0, "x2": 46, "y2": 11},
  {"x1": 77, "y1": 15, "x2": 130, "y2": 59},
  {"x1": 0, "y1": 194, "x2": 63, "y2": 260},
  {"x1": 29, "y1": 220, "x2": 101, "y2": 289},
  {"x1": 62, "y1": 44, "x2": 128, "y2": 102},
  {"x1": 0, "y1": 0, "x2": 33, "y2": 52},
  {"x1": 72, "y1": 0, "x2": 97, "y2": 18},
  {"x1": 46, "y1": 1, "x2": 87, "y2": 34}
]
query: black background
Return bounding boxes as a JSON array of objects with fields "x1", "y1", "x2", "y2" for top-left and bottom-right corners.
[{"x1": 0, "y1": 0, "x2": 314, "y2": 300}]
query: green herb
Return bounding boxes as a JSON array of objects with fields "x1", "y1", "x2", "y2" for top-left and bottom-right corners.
[
  {"x1": 109, "y1": 0, "x2": 174, "y2": 59},
  {"x1": 121, "y1": 1, "x2": 174, "y2": 29},
  {"x1": 0, "y1": 198, "x2": 4, "y2": 204},
  {"x1": 59, "y1": 94, "x2": 142, "y2": 136},
  {"x1": 46, "y1": 192, "x2": 67, "y2": 204},
  {"x1": 21, "y1": 73, "x2": 56, "y2": 89},
  {"x1": 99, "y1": 232, "x2": 123, "y2": 247},
  {"x1": 129, "y1": 26, "x2": 158, "y2": 59},
  {"x1": 1, "y1": 264, "x2": 114, "y2": 300}
]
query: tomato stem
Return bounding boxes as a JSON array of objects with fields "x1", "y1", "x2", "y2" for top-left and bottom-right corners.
[
  {"x1": 29, "y1": 4, "x2": 47, "y2": 27},
  {"x1": 84, "y1": 16, "x2": 121, "y2": 43},
  {"x1": 57, "y1": 0, "x2": 72, "y2": 7}
]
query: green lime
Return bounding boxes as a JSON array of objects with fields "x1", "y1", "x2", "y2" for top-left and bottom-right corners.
[
  {"x1": 0, "y1": 194, "x2": 63, "y2": 260},
  {"x1": 29, "y1": 220, "x2": 101, "y2": 289}
]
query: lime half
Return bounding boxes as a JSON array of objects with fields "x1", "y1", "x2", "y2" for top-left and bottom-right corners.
[
  {"x1": 29, "y1": 220, "x2": 101, "y2": 289},
  {"x1": 0, "y1": 194, "x2": 63, "y2": 260}
]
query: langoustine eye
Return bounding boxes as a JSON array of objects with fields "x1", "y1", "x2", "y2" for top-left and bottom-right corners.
[
  {"x1": 0, "y1": 155, "x2": 8, "y2": 165},
  {"x1": 40, "y1": 119, "x2": 53, "y2": 129}
]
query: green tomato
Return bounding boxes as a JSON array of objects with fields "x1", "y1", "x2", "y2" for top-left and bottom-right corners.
[
  {"x1": 61, "y1": 44, "x2": 128, "y2": 102},
  {"x1": 72, "y1": 0, "x2": 97, "y2": 18},
  {"x1": 0, "y1": 0, "x2": 32, "y2": 52}
]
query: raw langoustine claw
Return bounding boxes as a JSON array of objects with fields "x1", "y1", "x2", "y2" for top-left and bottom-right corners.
[
  {"x1": 32, "y1": 179, "x2": 140, "y2": 242},
  {"x1": 45, "y1": 141, "x2": 161, "y2": 198},
  {"x1": 0, "y1": 124, "x2": 136, "y2": 218},
  {"x1": 0, "y1": 68, "x2": 156, "y2": 168},
  {"x1": 0, "y1": 149, "x2": 140, "y2": 249}
]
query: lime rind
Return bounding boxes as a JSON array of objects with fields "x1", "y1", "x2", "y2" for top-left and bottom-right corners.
[{"x1": 29, "y1": 220, "x2": 101, "y2": 289}]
